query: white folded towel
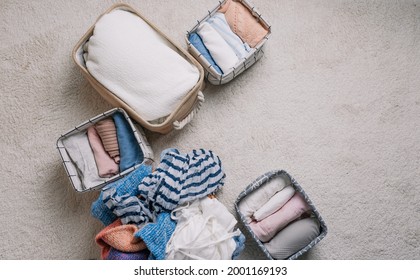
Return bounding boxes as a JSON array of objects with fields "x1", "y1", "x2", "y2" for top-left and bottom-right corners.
[
  {"x1": 86, "y1": 10, "x2": 199, "y2": 121},
  {"x1": 238, "y1": 176, "x2": 287, "y2": 223},
  {"x1": 253, "y1": 185, "x2": 295, "y2": 221},
  {"x1": 62, "y1": 131, "x2": 104, "y2": 189},
  {"x1": 196, "y1": 22, "x2": 239, "y2": 73},
  {"x1": 206, "y1": 12, "x2": 251, "y2": 59}
]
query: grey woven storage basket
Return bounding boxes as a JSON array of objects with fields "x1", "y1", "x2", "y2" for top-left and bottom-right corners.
[
  {"x1": 56, "y1": 108, "x2": 154, "y2": 193},
  {"x1": 235, "y1": 170, "x2": 328, "y2": 260},
  {"x1": 186, "y1": 0, "x2": 271, "y2": 85}
]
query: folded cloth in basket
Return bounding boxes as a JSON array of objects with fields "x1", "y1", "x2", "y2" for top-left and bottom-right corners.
[
  {"x1": 189, "y1": 33, "x2": 223, "y2": 74},
  {"x1": 249, "y1": 193, "x2": 311, "y2": 242},
  {"x1": 85, "y1": 9, "x2": 199, "y2": 122},
  {"x1": 62, "y1": 131, "x2": 104, "y2": 189},
  {"x1": 238, "y1": 176, "x2": 287, "y2": 223},
  {"x1": 264, "y1": 217, "x2": 320, "y2": 259},
  {"x1": 95, "y1": 118, "x2": 120, "y2": 163},
  {"x1": 218, "y1": 0, "x2": 269, "y2": 48},
  {"x1": 253, "y1": 185, "x2": 295, "y2": 221},
  {"x1": 196, "y1": 22, "x2": 239, "y2": 73}
]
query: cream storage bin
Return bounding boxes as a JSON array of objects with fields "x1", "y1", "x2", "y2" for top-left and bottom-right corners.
[
  {"x1": 186, "y1": 0, "x2": 271, "y2": 85},
  {"x1": 73, "y1": 3, "x2": 205, "y2": 134},
  {"x1": 56, "y1": 108, "x2": 153, "y2": 193},
  {"x1": 235, "y1": 170, "x2": 327, "y2": 260}
]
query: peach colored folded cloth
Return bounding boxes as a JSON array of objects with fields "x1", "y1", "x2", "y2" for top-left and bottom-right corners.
[
  {"x1": 95, "y1": 219, "x2": 147, "y2": 260},
  {"x1": 218, "y1": 0, "x2": 268, "y2": 48},
  {"x1": 249, "y1": 193, "x2": 311, "y2": 242},
  {"x1": 95, "y1": 118, "x2": 120, "y2": 163},
  {"x1": 87, "y1": 126, "x2": 119, "y2": 178}
]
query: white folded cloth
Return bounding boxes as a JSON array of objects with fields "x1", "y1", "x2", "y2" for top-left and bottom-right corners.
[
  {"x1": 253, "y1": 185, "x2": 295, "y2": 221},
  {"x1": 206, "y1": 12, "x2": 251, "y2": 59},
  {"x1": 86, "y1": 10, "x2": 199, "y2": 121},
  {"x1": 196, "y1": 22, "x2": 239, "y2": 73},
  {"x1": 238, "y1": 176, "x2": 287, "y2": 223},
  {"x1": 62, "y1": 131, "x2": 104, "y2": 189}
]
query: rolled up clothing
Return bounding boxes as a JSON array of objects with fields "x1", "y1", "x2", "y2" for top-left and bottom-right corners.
[
  {"x1": 196, "y1": 22, "x2": 238, "y2": 73},
  {"x1": 95, "y1": 118, "x2": 120, "y2": 163},
  {"x1": 264, "y1": 218, "x2": 320, "y2": 259},
  {"x1": 249, "y1": 193, "x2": 311, "y2": 242},
  {"x1": 253, "y1": 185, "x2": 295, "y2": 221},
  {"x1": 61, "y1": 131, "x2": 104, "y2": 189},
  {"x1": 206, "y1": 12, "x2": 251, "y2": 59},
  {"x1": 112, "y1": 112, "x2": 143, "y2": 171},
  {"x1": 218, "y1": 0, "x2": 269, "y2": 48},
  {"x1": 87, "y1": 126, "x2": 119, "y2": 178},
  {"x1": 95, "y1": 219, "x2": 147, "y2": 260},
  {"x1": 189, "y1": 33, "x2": 223, "y2": 74},
  {"x1": 238, "y1": 176, "x2": 287, "y2": 223}
]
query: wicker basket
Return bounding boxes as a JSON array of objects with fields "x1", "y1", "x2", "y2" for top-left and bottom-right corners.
[
  {"x1": 73, "y1": 3, "x2": 205, "y2": 134},
  {"x1": 186, "y1": 0, "x2": 271, "y2": 85},
  {"x1": 235, "y1": 170, "x2": 328, "y2": 260},
  {"x1": 56, "y1": 108, "x2": 154, "y2": 193}
]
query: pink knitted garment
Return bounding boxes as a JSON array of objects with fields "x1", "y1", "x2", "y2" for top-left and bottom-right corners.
[
  {"x1": 218, "y1": 0, "x2": 268, "y2": 48},
  {"x1": 87, "y1": 126, "x2": 119, "y2": 178},
  {"x1": 95, "y1": 219, "x2": 147, "y2": 260},
  {"x1": 95, "y1": 118, "x2": 120, "y2": 163},
  {"x1": 249, "y1": 193, "x2": 311, "y2": 242}
]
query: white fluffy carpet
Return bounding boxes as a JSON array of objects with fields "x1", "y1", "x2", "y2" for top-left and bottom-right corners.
[{"x1": 1, "y1": 0, "x2": 419, "y2": 260}]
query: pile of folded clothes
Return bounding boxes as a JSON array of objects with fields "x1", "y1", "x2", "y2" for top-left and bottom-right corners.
[
  {"x1": 188, "y1": 0, "x2": 268, "y2": 75},
  {"x1": 91, "y1": 148, "x2": 245, "y2": 260}
]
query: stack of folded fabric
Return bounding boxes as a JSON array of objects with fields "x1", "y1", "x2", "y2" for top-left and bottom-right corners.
[
  {"x1": 239, "y1": 177, "x2": 321, "y2": 259},
  {"x1": 189, "y1": 0, "x2": 268, "y2": 74},
  {"x1": 61, "y1": 112, "x2": 144, "y2": 189},
  {"x1": 91, "y1": 148, "x2": 245, "y2": 260}
]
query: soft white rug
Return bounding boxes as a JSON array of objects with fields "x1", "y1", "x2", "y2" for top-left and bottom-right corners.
[{"x1": 0, "y1": 0, "x2": 419, "y2": 260}]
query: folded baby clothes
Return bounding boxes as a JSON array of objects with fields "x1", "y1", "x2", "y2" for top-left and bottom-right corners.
[
  {"x1": 134, "y1": 212, "x2": 176, "y2": 260},
  {"x1": 95, "y1": 219, "x2": 147, "y2": 260},
  {"x1": 253, "y1": 185, "x2": 295, "y2": 221},
  {"x1": 113, "y1": 112, "x2": 143, "y2": 171},
  {"x1": 239, "y1": 176, "x2": 287, "y2": 223},
  {"x1": 196, "y1": 22, "x2": 239, "y2": 73},
  {"x1": 264, "y1": 218, "x2": 320, "y2": 259},
  {"x1": 232, "y1": 232, "x2": 246, "y2": 260},
  {"x1": 166, "y1": 197, "x2": 240, "y2": 260},
  {"x1": 218, "y1": 0, "x2": 268, "y2": 48},
  {"x1": 87, "y1": 126, "x2": 119, "y2": 178},
  {"x1": 206, "y1": 12, "x2": 251, "y2": 59},
  {"x1": 188, "y1": 33, "x2": 223, "y2": 74},
  {"x1": 62, "y1": 131, "x2": 104, "y2": 189},
  {"x1": 86, "y1": 9, "x2": 199, "y2": 121},
  {"x1": 249, "y1": 193, "x2": 311, "y2": 242},
  {"x1": 95, "y1": 118, "x2": 120, "y2": 163},
  {"x1": 106, "y1": 248, "x2": 150, "y2": 260},
  {"x1": 91, "y1": 164, "x2": 152, "y2": 226}
]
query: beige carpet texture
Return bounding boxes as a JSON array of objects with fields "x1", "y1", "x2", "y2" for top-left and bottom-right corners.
[{"x1": 1, "y1": 0, "x2": 419, "y2": 260}]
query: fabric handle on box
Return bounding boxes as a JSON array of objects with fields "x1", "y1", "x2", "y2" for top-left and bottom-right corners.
[{"x1": 173, "y1": 91, "x2": 205, "y2": 130}]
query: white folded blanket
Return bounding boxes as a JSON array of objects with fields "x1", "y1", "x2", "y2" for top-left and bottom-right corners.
[
  {"x1": 238, "y1": 176, "x2": 287, "y2": 223},
  {"x1": 196, "y1": 22, "x2": 239, "y2": 73},
  {"x1": 86, "y1": 10, "x2": 199, "y2": 122},
  {"x1": 253, "y1": 185, "x2": 295, "y2": 221}
]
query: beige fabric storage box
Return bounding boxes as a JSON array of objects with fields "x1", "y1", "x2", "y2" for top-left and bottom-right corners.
[
  {"x1": 56, "y1": 108, "x2": 153, "y2": 193},
  {"x1": 73, "y1": 3, "x2": 205, "y2": 134},
  {"x1": 186, "y1": 0, "x2": 271, "y2": 85}
]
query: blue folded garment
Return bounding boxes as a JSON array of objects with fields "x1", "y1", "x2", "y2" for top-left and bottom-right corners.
[
  {"x1": 232, "y1": 233, "x2": 246, "y2": 260},
  {"x1": 91, "y1": 164, "x2": 152, "y2": 225},
  {"x1": 189, "y1": 33, "x2": 223, "y2": 74},
  {"x1": 113, "y1": 112, "x2": 143, "y2": 171}
]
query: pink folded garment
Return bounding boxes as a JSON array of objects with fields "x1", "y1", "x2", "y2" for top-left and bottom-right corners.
[
  {"x1": 95, "y1": 118, "x2": 120, "y2": 163},
  {"x1": 218, "y1": 0, "x2": 268, "y2": 48},
  {"x1": 87, "y1": 126, "x2": 119, "y2": 178},
  {"x1": 249, "y1": 193, "x2": 311, "y2": 242}
]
